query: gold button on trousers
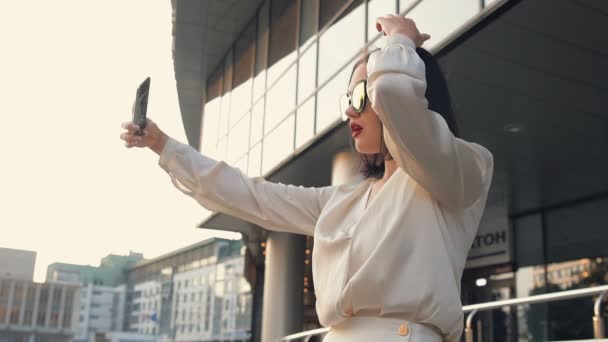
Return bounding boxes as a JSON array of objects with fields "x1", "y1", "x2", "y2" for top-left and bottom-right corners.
[{"x1": 323, "y1": 317, "x2": 441, "y2": 341}]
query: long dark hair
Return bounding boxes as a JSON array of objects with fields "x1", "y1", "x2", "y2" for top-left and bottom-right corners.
[{"x1": 350, "y1": 46, "x2": 458, "y2": 179}]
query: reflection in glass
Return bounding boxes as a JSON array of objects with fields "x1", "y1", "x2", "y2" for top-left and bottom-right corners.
[
  {"x1": 262, "y1": 114, "x2": 295, "y2": 175},
  {"x1": 250, "y1": 99, "x2": 265, "y2": 147},
  {"x1": 513, "y1": 257, "x2": 608, "y2": 341},
  {"x1": 318, "y1": 0, "x2": 364, "y2": 85},
  {"x1": 264, "y1": 66, "x2": 296, "y2": 134},
  {"x1": 248, "y1": 143, "x2": 262, "y2": 178},
  {"x1": 296, "y1": 97, "x2": 315, "y2": 149},
  {"x1": 316, "y1": 67, "x2": 350, "y2": 134}
]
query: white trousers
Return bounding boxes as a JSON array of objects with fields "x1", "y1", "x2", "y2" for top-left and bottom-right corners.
[{"x1": 323, "y1": 316, "x2": 442, "y2": 342}]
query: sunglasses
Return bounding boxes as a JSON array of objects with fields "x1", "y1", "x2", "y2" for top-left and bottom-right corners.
[{"x1": 340, "y1": 80, "x2": 367, "y2": 122}]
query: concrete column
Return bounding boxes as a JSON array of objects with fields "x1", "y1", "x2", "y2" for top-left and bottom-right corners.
[{"x1": 260, "y1": 232, "x2": 305, "y2": 342}]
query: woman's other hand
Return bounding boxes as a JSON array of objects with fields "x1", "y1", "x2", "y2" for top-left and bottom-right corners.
[
  {"x1": 376, "y1": 15, "x2": 431, "y2": 47},
  {"x1": 120, "y1": 118, "x2": 168, "y2": 155}
]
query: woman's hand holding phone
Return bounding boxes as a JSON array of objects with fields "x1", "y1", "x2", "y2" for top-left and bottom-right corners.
[{"x1": 120, "y1": 118, "x2": 168, "y2": 155}]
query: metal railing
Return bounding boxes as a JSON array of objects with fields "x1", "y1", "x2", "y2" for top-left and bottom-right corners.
[
  {"x1": 463, "y1": 284, "x2": 608, "y2": 342},
  {"x1": 279, "y1": 284, "x2": 608, "y2": 341}
]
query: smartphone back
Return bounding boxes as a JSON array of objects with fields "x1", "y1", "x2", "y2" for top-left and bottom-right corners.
[{"x1": 132, "y1": 77, "x2": 150, "y2": 136}]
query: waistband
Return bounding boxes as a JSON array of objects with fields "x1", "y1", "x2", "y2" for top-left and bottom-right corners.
[{"x1": 329, "y1": 316, "x2": 442, "y2": 341}]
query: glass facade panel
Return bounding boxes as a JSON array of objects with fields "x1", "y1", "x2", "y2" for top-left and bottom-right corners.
[
  {"x1": 248, "y1": 142, "x2": 262, "y2": 177},
  {"x1": 202, "y1": 67, "x2": 223, "y2": 155},
  {"x1": 267, "y1": 0, "x2": 298, "y2": 86},
  {"x1": 403, "y1": 0, "x2": 478, "y2": 51},
  {"x1": 201, "y1": 0, "x2": 489, "y2": 175},
  {"x1": 318, "y1": 0, "x2": 364, "y2": 86},
  {"x1": 219, "y1": 51, "x2": 234, "y2": 139},
  {"x1": 264, "y1": 65, "x2": 296, "y2": 134},
  {"x1": 253, "y1": 1, "x2": 269, "y2": 102},
  {"x1": 217, "y1": 137, "x2": 227, "y2": 162},
  {"x1": 230, "y1": 20, "x2": 256, "y2": 128},
  {"x1": 299, "y1": 0, "x2": 319, "y2": 50},
  {"x1": 297, "y1": 44, "x2": 317, "y2": 104},
  {"x1": 367, "y1": 0, "x2": 397, "y2": 47},
  {"x1": 296, "y1": 96, "x2": 315, "y2": 149},
  {"x1": 262, "y1": 114, "x2": 295, "y2": 175},
  {"x1": 250, "y1": 99, "x2": 265, "y2": 147},
  {"x1": 320, "y1": 0, "x2": 349, "y2": 29},
  {"x1": 234, "y1": 154, "x2": 248, "y2": 174},
  {"x1": 316, "y1": 67, "x2": 350, "y2": 133},
  {"x1": 227, "y1": 114, "x2": 250, "y2": 164}
]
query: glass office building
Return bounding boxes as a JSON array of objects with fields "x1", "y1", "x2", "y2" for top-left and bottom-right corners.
[{"x1": 171, "y1": 0, "x2": 608, "y2": 341}]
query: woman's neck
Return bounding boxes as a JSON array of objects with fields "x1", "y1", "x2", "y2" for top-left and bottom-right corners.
[{"x1": 382, "y1": 159, "x2": 398, "y2": 183}]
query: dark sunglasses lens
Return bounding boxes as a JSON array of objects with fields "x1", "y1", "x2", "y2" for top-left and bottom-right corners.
[{"x1": 352, "y1": 83, "x2": 366, "y2": 112}]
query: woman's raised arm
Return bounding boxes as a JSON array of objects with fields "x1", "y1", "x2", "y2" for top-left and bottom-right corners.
[{"x1": 121, "y1": 119, "x2": 336, "y2": 236}]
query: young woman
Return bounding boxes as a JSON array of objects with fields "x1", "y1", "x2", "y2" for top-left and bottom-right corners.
[{"x1": 121, "y1": 15, "x2": 493, "y2": 342}]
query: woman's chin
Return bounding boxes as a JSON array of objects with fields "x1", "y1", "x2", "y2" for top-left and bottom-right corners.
[{"x1": 355, "y1": 143, "x2": 378, "y2": 155}]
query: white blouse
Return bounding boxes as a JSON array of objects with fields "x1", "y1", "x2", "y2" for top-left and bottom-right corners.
[{"x1": 159, "y1": 34, "x2": 493, "y2": 341}]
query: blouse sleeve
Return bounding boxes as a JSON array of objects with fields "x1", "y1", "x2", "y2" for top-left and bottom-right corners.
[
  {"x1": 366, "y1": 34, "x2": 493, "y2": 209},
  {"x1": 158, "y1": 137, "x2": 337, "y2": 236}
]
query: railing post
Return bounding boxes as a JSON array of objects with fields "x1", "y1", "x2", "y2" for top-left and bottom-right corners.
[
  {"x1": 465, "y1": 309, "x2": 478, "y2": 342},
  {"x1": 593, "y1": 290, "x2": 607, "y2": 339}
]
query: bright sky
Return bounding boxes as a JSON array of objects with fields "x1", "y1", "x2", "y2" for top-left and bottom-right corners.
[{"x1": 0, "y1": 0, "x2": 239, "y2": 283}]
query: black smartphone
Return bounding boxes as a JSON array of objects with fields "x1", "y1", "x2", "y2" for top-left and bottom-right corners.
[{"x1": 132, "y1": 77, "x2": 150, "y2": 136}]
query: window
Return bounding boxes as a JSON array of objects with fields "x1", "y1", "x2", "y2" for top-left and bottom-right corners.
[
  {"x1": 316, "y1": 67, "x2": 350, "y2": 133},
  {"x1": 227, "y1": 114, "x2": 250, "y2": 164},
  {"x1": 401, "y1": 0, "x2": 479, "y2": 51},
  {"x1": 202, "y1": 67, "x2": 223, "y2": 155},
  {"x1": 299, "y1": 0, "x2": 319, "y2": 49},
  {"x1": 367, "y1": 0, "x2": 397, "y2": 46},
  {"x1": 262, "y1": 114, "x2": 295, "y2": 174},
  {"x1": 296, "y1": 97, "x2": 315, "y2": 149},
  {"x1": 219, "y1": 51, "x2": 234, "y2": 139},
  {"x1": 264, "y1": 65, "x2": 296, "y2": 134},
  {"x1": 253, "y1": 0, "x2": 269, "y2": 102},
  {"x1": 297, "y1": 45, "x2": 317, "y2": 105},
  {"x1": 318, "y1": 0, "x2": 364, "y2": 85},
  {"x1": 267, "y1": 0, "x2": 298, "y2": 85},
  {"x1": 248, "y1": 142, "x2": 262, "y2": 177},
  {"x1": 250, "y1": 99, "x2": 265, "y2": 147},
  {"x1": 230, "y1": 19, "x2": 256, "y2": 127}
]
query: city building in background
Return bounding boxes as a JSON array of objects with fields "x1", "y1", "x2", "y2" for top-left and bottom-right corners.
[
  {"x1": 45, "y1": 252, "x2": 144, "y2": 342},
  {"x1": 0, "y1": 248, "x2": 80, "y2": 342},
  {"x1": 128, "y1": 237, "x2": 252, "y2": 342},
  {"x1": 0, "y1": 247, "x2": 36, "y2": 281},
  {"x1": 170, "y1": 0, "x2": 608, "y2": 341},
  {"x1": 46, "y1": 252, "x2": 143, "y2": 287}
]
